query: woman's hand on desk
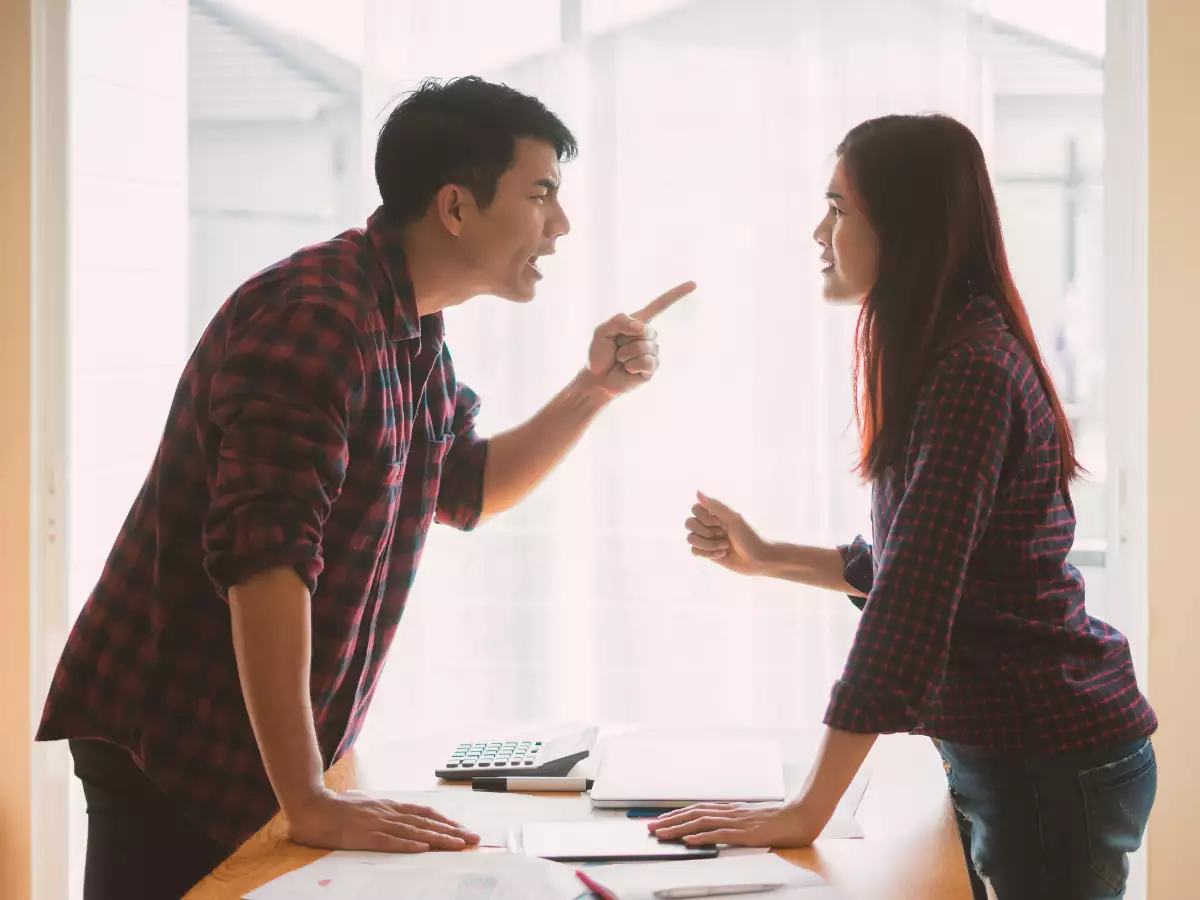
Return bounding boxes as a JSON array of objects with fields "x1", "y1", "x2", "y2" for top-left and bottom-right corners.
[
  {"x1": 285, "y1": 789, "x2": 481, "y2": 853},
  {"x1": 647, "y1": 802, "x2": 827, "y2": 849},
  {"x1": 686, "y1": 492, "x2": 770, "y2": 576}
]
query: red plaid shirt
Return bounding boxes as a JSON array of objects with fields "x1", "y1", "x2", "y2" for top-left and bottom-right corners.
[
  {"x1": 825, "y1": 296, "x2": 1156, "y2": 752},
  {"x1": 38, "y1": 208, "x2": 489, "y2": 847}
]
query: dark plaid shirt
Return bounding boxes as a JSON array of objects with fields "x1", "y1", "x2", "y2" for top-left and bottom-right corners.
[
  {"x1": 38, "y1": 208, "x2": 489, "y2": 847},
  {"x1": 825, "y1": 296, "x2": 1156, "y2": 753}
]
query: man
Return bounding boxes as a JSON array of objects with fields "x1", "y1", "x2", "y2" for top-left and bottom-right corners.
[{"x1": 38, "y1": 76, "x2": 694, "y2": 899}]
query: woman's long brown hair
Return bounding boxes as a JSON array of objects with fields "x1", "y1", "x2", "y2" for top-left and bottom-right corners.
[{"x1": 838, "y1": 114, "x2": 1080, "y2": 492}]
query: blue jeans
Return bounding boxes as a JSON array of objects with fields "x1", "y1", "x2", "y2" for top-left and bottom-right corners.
[{"x1": 935, "y1": 737, "x2": 1156, "y2": 900}]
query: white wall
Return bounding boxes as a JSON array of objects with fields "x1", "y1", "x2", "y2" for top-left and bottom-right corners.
[
  {"x1": 68, "y1": 0, "x2": 190, "y2": 615},
  {"x1": 187, "y1": 108, "x2": 361, "y2": 341},
  {"x1": 66, "y1": 2, "x2": 189, "y2": 896}
]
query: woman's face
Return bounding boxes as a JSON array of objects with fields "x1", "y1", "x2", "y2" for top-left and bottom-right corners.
[{"x1": 813, "y1": 159, "x2": 880, "y2": 303}]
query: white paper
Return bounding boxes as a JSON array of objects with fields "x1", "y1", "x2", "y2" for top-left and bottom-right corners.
[
  {"x1": 583, "y1": 853, "x2": 831, "y2": 899},
  {"x1": 374, "y1": 789, "x2": 599, "y2": 847},
  {"x1": 244, "y1": 850, "x2": 584, "y2": 900}
]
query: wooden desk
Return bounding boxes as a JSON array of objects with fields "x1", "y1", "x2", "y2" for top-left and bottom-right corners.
[{"x1": 186, "y1": 729, "x2": 972, "y2": 900}]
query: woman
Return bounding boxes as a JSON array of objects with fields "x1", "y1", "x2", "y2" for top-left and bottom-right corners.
[{"x1": 650, "y1": 115, "x2": 1157, "y2": 900}]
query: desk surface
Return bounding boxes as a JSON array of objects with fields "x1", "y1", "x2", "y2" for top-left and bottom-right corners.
[{"x1": 185, "y1": 728, "x2": 972, "y2": 900}]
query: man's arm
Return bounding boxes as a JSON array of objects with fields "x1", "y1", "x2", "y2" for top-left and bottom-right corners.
[
  {"x1": 480, "y1": 281, "x2": 696, "y2": 519},
  {"x1": 229, "y1": 567, "x2": 326, "y2": 816},
  {"x1": 481, "y1": 369, "x2": 609, "y2": 518},
  {"x1": 208, "y1": 300, "x2": 476, "y2": 852}
]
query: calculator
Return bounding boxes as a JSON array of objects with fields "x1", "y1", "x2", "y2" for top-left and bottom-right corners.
[{"x1": 435, "y1": 726, "x2": 598, "y2": 781}]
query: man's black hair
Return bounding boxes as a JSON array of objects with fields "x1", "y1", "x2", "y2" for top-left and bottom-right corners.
[{"x1": 375, "y1": 76, "x2": 578, "y2": 225}]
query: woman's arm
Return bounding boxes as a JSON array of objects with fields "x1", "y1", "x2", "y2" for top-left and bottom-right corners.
[
  {"x1": 687, "y1": 492, "x2": 865, "y2": 596},
  {"x1": 649, "y1": 727, "x2": 878, "y2": 847},
  {"x1": 758, "y1": 542, "x2": 866, "y2": 596}
]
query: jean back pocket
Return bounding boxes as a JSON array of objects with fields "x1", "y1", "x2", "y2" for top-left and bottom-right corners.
[{"x1": 1078, "y1": 739, "x2": 1157, "y2": 892}]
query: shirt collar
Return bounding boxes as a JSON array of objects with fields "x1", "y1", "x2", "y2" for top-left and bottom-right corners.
[
  {"x1": 959, "y1": 293, "x2": 1008, "y2": 332},
  {"x1": 936, "y1": 293, "x2": 1009, "y2": 354},
  {"x1": 366, "y1": 206, "x2": 421, "y2": 343}
]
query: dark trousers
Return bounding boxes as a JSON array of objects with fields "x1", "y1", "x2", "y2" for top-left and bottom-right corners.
[
  {"x1": 936, "y1": 737, "x2": 1157, "y2": 900},
  {"x1": 70, "y1": 739, "x2": 233, "y2": 900}
]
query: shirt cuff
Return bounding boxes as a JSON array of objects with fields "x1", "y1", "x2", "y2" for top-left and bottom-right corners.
[
  {"x1": 823, "y1": 678, "x2": 919, "y2": 735},
  {"x1": 838, "y1": 536, "x2": 874, "y2": 611},
  {"x1": 203, "y1": 506, "x2": 325, "y2": 599},
  {"x1": 435, "y1": 437, "x2": 489, "y2": 532}
]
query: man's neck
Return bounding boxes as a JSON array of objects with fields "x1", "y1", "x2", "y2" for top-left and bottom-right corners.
[{"x1": 397, "y1": 223, "x2": 477, "y2": 318}]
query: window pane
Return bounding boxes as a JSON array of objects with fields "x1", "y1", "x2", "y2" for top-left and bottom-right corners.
[{"x1": 63, "y1": 0, "x2": 1114, "y2": 893}]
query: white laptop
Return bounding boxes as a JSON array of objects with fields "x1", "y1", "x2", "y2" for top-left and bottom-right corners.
[{"x1": 589, "y1": 737, "x2": 787, "y2": 809}]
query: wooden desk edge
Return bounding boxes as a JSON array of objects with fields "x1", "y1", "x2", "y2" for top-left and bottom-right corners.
[
  {"x1": 185, "y1": 753, "x2": 358, "y2": 900},
  {"x1": 185, "y1": 754, "x2": 834, "y2": 899}
]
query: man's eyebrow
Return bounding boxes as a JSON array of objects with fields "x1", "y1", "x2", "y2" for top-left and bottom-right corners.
[
  {"x1": 826, "y1": 191, "x2": 844, "y2": 200},
  {"x1": 536, "y1": 178, "x2": 559, "y2": 191}
]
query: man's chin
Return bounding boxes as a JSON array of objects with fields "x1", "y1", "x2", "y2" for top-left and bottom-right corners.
[{"x1": 492, "y1": 282, "x2": 539, "y2": 303}]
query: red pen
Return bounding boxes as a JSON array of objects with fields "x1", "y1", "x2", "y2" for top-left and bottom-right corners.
[{"x1": 576, "y1": 868, "x2": 618, "y2": 900}]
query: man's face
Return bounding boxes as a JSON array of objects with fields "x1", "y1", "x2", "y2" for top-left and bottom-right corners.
[{"x1": 457, "y1": 138, "x2": 571, "y2": 303}]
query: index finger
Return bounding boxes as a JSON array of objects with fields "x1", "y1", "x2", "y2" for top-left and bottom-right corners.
[
  {"x1": 631, "y1": 280, "x2": 697, "y2": 323},
  {"x1": 390, "y1": 803, "x2": 462, "y2": 829}
]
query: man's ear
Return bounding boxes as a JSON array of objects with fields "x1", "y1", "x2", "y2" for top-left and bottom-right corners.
[{"x1": 434, "y1": 184, "x2": 474, "y2": 236}]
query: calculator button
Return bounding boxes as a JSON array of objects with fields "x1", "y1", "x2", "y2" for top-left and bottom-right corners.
[
  {"x1": 524, "y1": 760, "x2": 536, "y2": 765},
  {"x1": 461, "y1": 762, "x2": 475, "y2": 768},
  {"x1": 446, "y1": 762, "x2": 459, "y2": 768}
]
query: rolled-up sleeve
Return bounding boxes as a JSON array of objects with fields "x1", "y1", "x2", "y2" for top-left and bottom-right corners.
[
  {"x1": 435, "y1": 383, "x2": 489, "y2": 531},
  {"x1": 824, "y1": 349, "x2": 1014, "y2": 734},
  {"x1": 838, "y1": 536, "x2": 875, "y2": 610},
  {"x1": 203, "y1": 300, "x2": 365, "y2": 597}
]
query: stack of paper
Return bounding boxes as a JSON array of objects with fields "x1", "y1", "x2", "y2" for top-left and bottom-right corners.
[
  {"x1": 580, "y1": 853, "x2": 839, "y2": 899},
  {"x1": 244, "y1": 850, "x2": 584, "y2": 900}
]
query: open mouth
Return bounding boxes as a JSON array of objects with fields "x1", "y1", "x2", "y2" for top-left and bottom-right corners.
[
  {"x1": 526, "y1": 256, "x2": 543, "y2": 278},
  {"x1": 820, "y1": 257, "x2": 835, "y2": 274}
]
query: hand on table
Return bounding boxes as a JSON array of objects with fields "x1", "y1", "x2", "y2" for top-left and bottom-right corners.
[
  {"x1": 585, "y1": 280, "x2": 696, "y2": 398},
  {"x1": 648, "y1": 802, "x2": 826, "y2": 849},
  {"x1": 286, "y1": 789, "x2": 481, "y2": 853},
  {"x1": 686, "y1": 491, "x2": 771, "y2": 576}
]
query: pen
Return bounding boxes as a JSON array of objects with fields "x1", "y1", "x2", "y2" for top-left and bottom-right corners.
[
  {"x1": 653, "y1": 885, "x2": 785, "y2": 899},
  {"x1": 472, "y1": 776, "x2": 595, "y2": 792},
  {"x1": 575, "y1": 869, "x2": 617, "y2": 900}
]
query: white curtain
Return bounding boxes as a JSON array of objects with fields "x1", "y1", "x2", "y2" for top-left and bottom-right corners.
[{"x1": 356, "y1": 0, "x2": 995, "y2": 743}]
